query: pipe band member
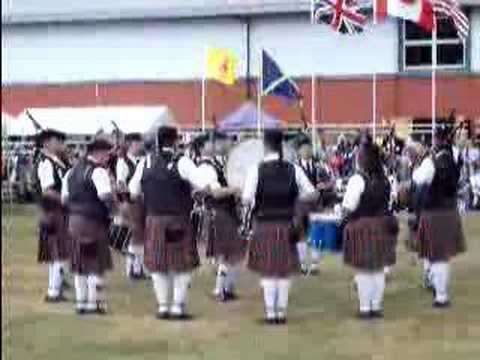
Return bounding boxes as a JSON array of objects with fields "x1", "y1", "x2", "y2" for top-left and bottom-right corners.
[
  {"x1": 34, "y1": 129, "x2": 70, "y2": 302},
  {"x1": 415, "y1": 126, "x2": 466, "y2": 308},
  {"x1": 129, "y1": 125, "x2": 207, "y2": 320},
  {"x1": 115, "y1": 132, "x2": 146, "y2": 279},
  {"x1": 62, "y1": 139, "x2": 115, "y2": 315},
  {"x1": 196, "y1": 132, "x2": 245, "y2": 301},
  {"x1": 342, "y1": 139, "x2": 398, "y2": 319},
  {"x1": 243, "y1": 129, "x2": 317, "y2": 325}
]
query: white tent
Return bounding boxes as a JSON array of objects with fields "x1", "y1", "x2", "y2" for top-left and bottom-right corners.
[
  {"x1": 2, "y1": 113, "x2": 37, "y2": 137},
  {"x1": 15, "y1": 106, "x2": 177, "y2": 136}
]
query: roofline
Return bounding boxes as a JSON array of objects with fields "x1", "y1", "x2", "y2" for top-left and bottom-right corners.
[{"x1": 2, "y1": 1, "x2": 478, "y2": 26}]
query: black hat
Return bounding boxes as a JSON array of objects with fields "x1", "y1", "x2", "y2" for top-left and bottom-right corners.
[
  {"x1": 125, "y1": 132, "x2": 143, "y2": 142},
  {"x1": 264, "y1": 129, "x2": 283, "y2": 150},
  {"x1": 86, "y1": 139, "x2": 113, "y2": 153},
  {"x1": 36, "y1": 129, "x2": 66, "y2": 146},
  {"x1": 157, "y1": 126, "x2": 178, "y2": 148},
  {"x1": 434, "y1": 123, "x2": 451, "y2": 142}
]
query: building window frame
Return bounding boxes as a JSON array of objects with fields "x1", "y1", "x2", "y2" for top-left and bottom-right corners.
[{"x1": 401, "y1": 19, "x2": 468, "y2": 72}]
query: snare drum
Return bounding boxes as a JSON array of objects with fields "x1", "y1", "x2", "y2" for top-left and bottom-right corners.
[{"x1": 309, "y1": 213, "x2": 343, "y2": 252}]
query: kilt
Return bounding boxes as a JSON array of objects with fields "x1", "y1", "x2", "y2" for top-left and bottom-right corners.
[
  {"x1": 343, "y1": 216, "x2": 398, "y2": 271},
  {"x1": 128, "y1": 201, "x2": 145, "y2": 246},
  {"x1": 206, "y1": 207, "x2": 246, "y2": 263},
  {"x1": 144, "y1": 215, "x2": 199, "y2": 273},
  {"x1": 37, "y1": 206, "x2": 70, "y2": 263},
  {"x1": 247, "y1": 220, "x2": 300, "y2": 277},
  {"x1": 69, "y1": 214, "x2": 113, "y2": 275},
  {"x1": 417, "y1": 210, "x2": 466, "y2": 262}
]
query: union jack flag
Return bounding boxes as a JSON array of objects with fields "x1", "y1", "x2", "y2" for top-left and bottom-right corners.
[
  {"x1": 433, "y1": 0, "x2": 469, "y2": 42},
  {"x1": 313, "y1": 0, "x2": 367, "y2": 35}
]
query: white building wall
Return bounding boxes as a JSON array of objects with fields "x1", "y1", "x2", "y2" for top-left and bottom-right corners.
[
  {"x1": 250, "y1": 16, "x2": 399, "y2": 76},
  {"x1": 2, "y1": 18, "x2": 247, "y2": 84},
  {"x1": 471, "y1": 8, "x2": 480, "y2": 73}
]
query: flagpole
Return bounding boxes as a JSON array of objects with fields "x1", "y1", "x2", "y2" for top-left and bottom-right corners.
[
  {"x1": 202, "y1": 46, "x2": 207, "y2": 133},
  {"x1": 257, "y1": 49, "x2": 262, "y2": 137},
  {"x1": 431, "y1": 17, "x2": 437, "y2": 147},
  {"x1": 372, "y1": 0, "x2": 378, "y2": 140},
  {"x1": 311, "y1": 0, "x2": 317, "y2": 155}
]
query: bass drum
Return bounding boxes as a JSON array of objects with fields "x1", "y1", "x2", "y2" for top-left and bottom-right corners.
[{"x1": 226, "y1": 138, "x2": 298, "y2": 190}]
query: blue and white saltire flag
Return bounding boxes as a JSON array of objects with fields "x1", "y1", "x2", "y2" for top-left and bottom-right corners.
[{"x1": 261, "y1": 50, "x2": 301, "y2": 101}]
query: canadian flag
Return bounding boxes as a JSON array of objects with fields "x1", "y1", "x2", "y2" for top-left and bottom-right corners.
[{"x1": 375, "y1": 0, "x2": 434, "y2": 31}]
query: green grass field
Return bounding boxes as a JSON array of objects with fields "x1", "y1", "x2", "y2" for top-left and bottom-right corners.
[{"x1": 2, "y1": 205, "x2": 480, "y2": 360}]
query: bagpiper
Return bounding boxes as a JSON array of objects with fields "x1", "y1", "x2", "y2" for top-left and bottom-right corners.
[
  {"x1": 129, "y1": 126, "x2": 206, "y2": 320},
  {"x1": 341, "y1": 137, "x2": 398, "y2": 319},
  {"x1": 62, "y1": 139, "x2": 115, "y2": 315},
  {"x1": 415, "y1": 126, "x2": 466, "y2": 308},
  {"x1": 34, "y1": 129, "x2": 70, "y2": 302},
  {"x1": 243, "y1": 129, "x2": 317, "y2": 325},
  {"x1": 196, "y1": 132, "x2": 245, "y2": 301}
]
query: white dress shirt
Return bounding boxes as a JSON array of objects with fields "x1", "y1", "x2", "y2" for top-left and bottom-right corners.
[
  {"x1": 412, "y1": 156, "x2": 435, "y2": 186},
  {"x1": 197, "y1": 159, "x2": 221, "y2": 190},
  {"x1": 37, "y1": 153, "x2": 67, "y2": 191},
  {"x1": 242, "y1": 153, "x2": 315, "y2": 207},
  {"x1": 129, "y1": 150, "x2": 207, "y2": 198},
  {"x1": 342, "y1": 174, "x2": 366, "y2": 212},
  {"x1": 116, "y1": 153, "x2": 143, "y2": 185},
  {"x1": 62, "y1": 157, "x2": 112, "y2": 202}
]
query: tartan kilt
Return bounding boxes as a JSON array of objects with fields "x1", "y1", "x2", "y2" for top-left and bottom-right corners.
[
  {"x1": 417, "y1": 210, "x2": 466, "y2": 262},
  {"x1": 343, "y1": 216, "x2": 398, "y2": 271},
  {"x1": 68, "y1": 214, "x2": 113, "y2": 275},
  {"x1": 206, "y1": 207, "x2": 246, "y2": 263},
  {"x1": 144, "y1": 215, "x2": 199, "y2": 273},
  {"x1": 37, "y1": 206, "x2": 70, "y2": 263},
  {"x1": 128, "y1": 201, "x2": 145, "y2": 246},
  {"x1": 247, "y1": 220, "x2": 300, "y2": 277}
]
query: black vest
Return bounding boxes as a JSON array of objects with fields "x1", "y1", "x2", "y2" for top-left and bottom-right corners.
[
  {"x1": 424, "y1": 146, "x2": 459, "y2": 210},
  {"x1": 254, "y1": 161, "x2": 299, "y2": 220},
  {"x1": 67, "y1": 159, "x2": 109, "y2": 222},
  {"x1": 350, "y1": 172, "x2": 390, "y2": 220},
  {"x1": 141, "y1": 151, "x2": 193, "y2": 216},
  {"x1": 199, "y1": 158, "x2": 237, "y2": 214},
  {"x1": 34, "y1": 153, "x2": 68, "y2": 210}
]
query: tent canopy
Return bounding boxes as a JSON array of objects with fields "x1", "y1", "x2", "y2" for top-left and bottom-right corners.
[
  {"x1": 219, "y1": 102, "x2": 281, "y2": 131},
  {"x1": 8, "y1": 106, "x2": 176, "y2": 137}
]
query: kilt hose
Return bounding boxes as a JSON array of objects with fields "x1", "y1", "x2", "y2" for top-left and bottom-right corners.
[
  {"x1": 144, "y1": 215, "x2": 199, "y2": 273},
  {"x1": 206, "y1": 206, "x2": 246, "y2": 264},
  {"x1": 417, "y1": 210, "x2": 466, "y2": 262},
  {"x1": 128, "y1": 201, "x2": 145, "y2": 246},
  {"x1": 37, "y1": 206, "x2": 70, "y2": 263},
  {"x1": 247, "y1": 220, "x2": 300, "y2": 277},
  {"x1": 68, "y1": 214, "x2": 113, "y2": 275},
  {"x1": 343, "y1": 216, "x2": 398, "y2": 271}
]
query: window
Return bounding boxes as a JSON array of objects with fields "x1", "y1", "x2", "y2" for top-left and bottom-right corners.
[{"x1": 403, "y1": 18, "x2": 466, "y2": 71}]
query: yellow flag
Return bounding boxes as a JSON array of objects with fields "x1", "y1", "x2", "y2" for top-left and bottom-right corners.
[{"x1": 206, "y1": 48, "x2": 238, "y2": 85}]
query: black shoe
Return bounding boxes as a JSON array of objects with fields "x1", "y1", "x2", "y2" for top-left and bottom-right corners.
[
  {"x1": 370, "y1": 310, "x2": 384, "y2": 319},
  {"x1": 263, "y1": 318, "x2": 277, "y2": 326},
  {"x1": 275, "y1": 317, "x2": 287, "y2": 325},
  {"x1": 95, "y1": 307, "x2": 107, "y2": 315},
  {"x1": 156, "y1": 311, "x2": 170, "y2": 320},
  {"x1": 76, "y1": 308, "x2": 87, "y2": 316},
  {"x1": 433, "y1": 300, "x2": 451, "y2": 308},
  {"x1": 357, "y1": 311, "x2": 371, "y2": 320},
  {"x1": 44, "y1": 294, "x2": 68, "y2": 303},
  {"x1": 223, "y1": 290, "x2": 238, "y2": 302},
  {"x1": 170, "y1": 312, "x2": 193, "y2": 321}
]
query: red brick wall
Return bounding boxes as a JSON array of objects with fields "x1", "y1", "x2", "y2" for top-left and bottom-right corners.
[{"x1": 2, "y1": 75, "x2": 479, "y2": 128}]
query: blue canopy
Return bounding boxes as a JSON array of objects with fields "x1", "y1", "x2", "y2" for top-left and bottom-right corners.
[{"x1": 218, "y1": 102, "x2": 281, "y2": 131}]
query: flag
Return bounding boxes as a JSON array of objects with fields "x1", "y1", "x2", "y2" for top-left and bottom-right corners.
[
  {"x1": 313, "y1": 0, "x2": 368, "y2": 35},
  {"x1": 261, "y1": 50, "x2": 301, "y2": 101},
  {"x1": 433, "y1": 0, "x2": 469, "y2": 41},
  {"x1": 375, "y1": 0, "x2": 434, "y2": 32},
  {"x1": 206, "y1": 48, "x2": 238, "y2": 85}
]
